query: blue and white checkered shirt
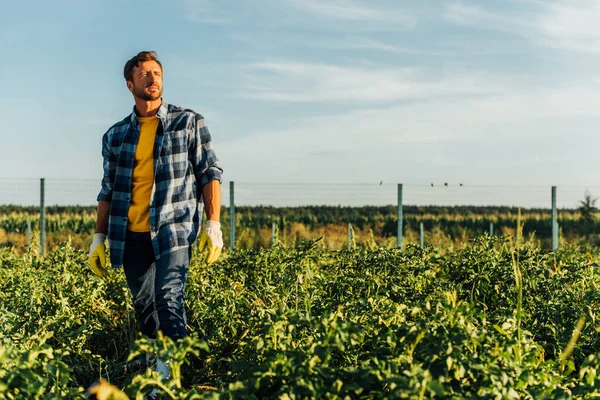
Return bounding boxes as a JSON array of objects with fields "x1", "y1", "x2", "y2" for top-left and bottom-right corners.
[{"x1": 97, "y1": 101, "x2": 223, "y2": 268}]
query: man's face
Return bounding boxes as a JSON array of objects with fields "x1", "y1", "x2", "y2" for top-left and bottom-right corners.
[{"x1": 127, "y1": 60, "x2": 163, "y2": 101}]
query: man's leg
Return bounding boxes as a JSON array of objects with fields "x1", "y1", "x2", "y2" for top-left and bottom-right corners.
[
  {"x1": 122, "y1": 235, "x2": 190, "y2": 399},
  {"x1": 153, "y1": 247, "x2": 191, "y2": 339},
  {"x1": 122, "y1": 231, "x2": 159, "y2": 338},
  {"x1": 123, "y1": 232, "x2": 191, "y2": 339}
]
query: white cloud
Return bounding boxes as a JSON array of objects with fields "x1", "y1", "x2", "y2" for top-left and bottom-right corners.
[
  {"x1": 285, "y1": 0, "x2": 415, "y2": 26},
  {"x1": 282, "y1": 36, "x2": 455, "y2": 56},
  {"x1": 444, "y1": 0, "x2": 600, "y2": 53},
  {"x1": 180, "y1": 0, "x2": 232, "y2": 24},
  {"x1": 342, "y1": 38, "x2": 453, "y2": 55},
  {"x1": 443, "y1": 2, "x2": 531, "y2": 34},
  {"x1": 240, "y1": 60, "x2": 511, "y2": 103},
  {"x1": 179, "y1": 0, "x2": 416, "y2": 30},
  {"x1": 221, "y1": 76, "x2": 600, "y2": 185},
  {"x1": 537, "y1": 1, "x2": 600, "y2": 52}
]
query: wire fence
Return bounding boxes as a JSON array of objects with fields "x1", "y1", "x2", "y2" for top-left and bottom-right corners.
[
  {"x1": 227, "y1": 182, "x2": 597, "y2": 209},
  {"x1": 0, "y1": 178, "x2": 598, "y2": 208},
  {"x1": 2, "y1": 178, "x2": 598, "y2": 254},
  {"x1": 0, "y1": 178, "x2": 99, "y2": 207}
]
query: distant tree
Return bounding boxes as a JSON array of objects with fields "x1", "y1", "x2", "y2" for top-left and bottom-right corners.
[{"x1": 578, "y1": 190, "x2": 598, "y2": 223}]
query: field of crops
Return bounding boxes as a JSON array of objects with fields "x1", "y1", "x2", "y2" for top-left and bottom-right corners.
[{"x1": 1, "y1": 232, "x2": 600, "y2": 399}]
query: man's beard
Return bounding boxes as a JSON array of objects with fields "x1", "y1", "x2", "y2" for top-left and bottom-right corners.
[{"x1": 134, "y1": 85, "x2": 162, "y2": 101}]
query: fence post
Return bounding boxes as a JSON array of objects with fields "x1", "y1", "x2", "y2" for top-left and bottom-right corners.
[
  {"x1": 229, "y1": 181, "x2": 235, "y2": 250},
  {"x1": 348, "y1": 223, "x2": 352, "y2": 251},
  {"x1": 397, "y1": 184, "x2": 403, "y2": 248},
  {"x1": 420, "y1": 222, "x2": 424, "y2": 248},
  {"x1": 489, "y1": 222, "x2": 494, "y2": 237},
  {"x1": 551, "y1": 186, "x2": 558, "y2": 251},
  {"x1": 272, "y1": 222, "x2": 277, "y2": 245},
  {"x1": 40, "y1": 178, "x2": 45, "y2": 256}
]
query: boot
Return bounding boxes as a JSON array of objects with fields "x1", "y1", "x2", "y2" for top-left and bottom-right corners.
[
  {"x1": 145, "y1": 355, "x2": 172, "y2": 400},
  {"x1": 156, "y1": 357, "x2": 172, "y2": 380}
]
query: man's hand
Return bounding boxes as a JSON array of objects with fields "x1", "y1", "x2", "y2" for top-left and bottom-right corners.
[
  {"x1": 88, "y1": 233, "x2": 107, "y2": 277},
  {"x1": 198, "y1": 220, "x2": 223, "y2": 265}
]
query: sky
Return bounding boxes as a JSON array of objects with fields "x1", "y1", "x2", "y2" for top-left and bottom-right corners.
[{"x1": 2, "y1": 0, "x2": 600, "y2": 197}]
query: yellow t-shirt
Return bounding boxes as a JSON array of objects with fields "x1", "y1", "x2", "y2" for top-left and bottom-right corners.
[{"x1": 127, "y1": 116, "x2": 159, "y2": 232}]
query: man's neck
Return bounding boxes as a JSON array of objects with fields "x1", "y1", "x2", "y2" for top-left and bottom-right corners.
[{"x1": 134, "y1": 98, "x2": 162, "y2": 117}]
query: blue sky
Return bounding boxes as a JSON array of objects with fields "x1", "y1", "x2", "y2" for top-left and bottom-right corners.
[{"x1": 2, "y1": 0, "x2": 600, "y2": 189}]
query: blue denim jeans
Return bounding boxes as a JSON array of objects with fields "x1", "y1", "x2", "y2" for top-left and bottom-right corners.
[{"x1": 122, "y1": 231, "x2": 191, "y2": 339}]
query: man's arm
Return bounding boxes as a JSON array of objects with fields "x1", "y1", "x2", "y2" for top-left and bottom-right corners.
[
  {"x1": 190, "y1": 114, "x2": 223, "y2": 202},
  {"x1": 89, "y1": 200, "x2": 110, "y2": 276},
  {"x1": 198, "y1": 179, "x2": 222, "y2": 264},
  {"x1": 95, "y1": 200, "x2": 110, "y2": 234},
  {"x1": 202, "y1": 180, "x2": 221, "y2": 222},
  {"x1": 88, "y1": 130, "x2": 114, "y2": 274},
  {"x1": 96, "y1": 130, "x2": 116, "y2": 234},
  {"x1": 191, "y1": 114, "x2": 223, "y2": 264}
]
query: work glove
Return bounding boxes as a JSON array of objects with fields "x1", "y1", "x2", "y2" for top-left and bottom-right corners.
[
  {"x1": 198, "y1": 220, "x2": 223, "y2": 265},
  {"x1": 88, "y1": 233, "x2": 107, "y2": 277}
]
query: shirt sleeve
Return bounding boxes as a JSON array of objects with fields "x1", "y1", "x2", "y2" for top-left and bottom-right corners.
[
  {"x1": 189, "y1": 114, "x2": 223, "y2": 189},
  {"x1": 97, "y1": 131, "x2": 116, "y2": 202}
]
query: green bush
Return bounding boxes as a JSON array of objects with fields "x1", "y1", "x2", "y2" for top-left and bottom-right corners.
[{"x1": 0, "y1": 237, "x2": 599, "y2": 398}]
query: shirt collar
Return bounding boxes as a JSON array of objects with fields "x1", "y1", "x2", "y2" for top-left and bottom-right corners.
[
  {"x1": 157, "y1": 101, "x2": 169, "y2": 120},
  {"x1": 129, "y1": 100, "x2": 169, "y2": 125}
]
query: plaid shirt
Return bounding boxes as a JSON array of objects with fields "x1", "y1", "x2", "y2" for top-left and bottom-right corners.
[{"x1": 97, "y1": 101, "x2": 223, "y2": 268}]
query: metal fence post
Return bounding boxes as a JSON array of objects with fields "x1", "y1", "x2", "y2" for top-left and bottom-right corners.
[
  {"x1": 397, "y1": 184, "x2": 403, "y2": 248},
  {"x1": 272, "y1": 222, "x2": 276, "y2": 245},
  {"x1": 420, "y1": 222, "x2": 424, "y2": 248},
  {"x1": 40, "y1": 178, "x2": 45, "y2": 256},
  {"x1": 229, "y1": 181, "x2": 235, "y2": 250},
  {"x1": 552, "y1": 186, "x2": 558, "y2": 251},
  {"x1": 348, "y1": 223, "x2": 352, "y2": 251},
  {"x1": 490, "y1": 222, "x2": 494, "y2": 237}
]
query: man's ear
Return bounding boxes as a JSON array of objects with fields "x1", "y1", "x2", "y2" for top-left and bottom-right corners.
[{"x1": 126, "y1": 81, "x2": 134, "y2": 93}]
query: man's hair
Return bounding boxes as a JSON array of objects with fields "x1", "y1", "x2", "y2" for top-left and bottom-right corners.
[{"x1": 123, "y1": 51, "x2": 162, "y2": 82}]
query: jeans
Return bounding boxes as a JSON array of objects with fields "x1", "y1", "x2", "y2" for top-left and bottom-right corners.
[{"x1": 122, "y1": 231, "x2": 191, "y2": 339}]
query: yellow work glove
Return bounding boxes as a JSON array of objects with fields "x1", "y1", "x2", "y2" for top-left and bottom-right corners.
[
  {"x1": 88, "y1": 233, "x2": 107, "y2": 277},
  {"x1": 198, "y1": 220, "x2": 223, "y2": 265}
]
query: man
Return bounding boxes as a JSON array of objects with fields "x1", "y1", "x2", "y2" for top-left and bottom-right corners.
[{"x1": 88, "y1": 51, "x2": 223, "y2": 390}]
